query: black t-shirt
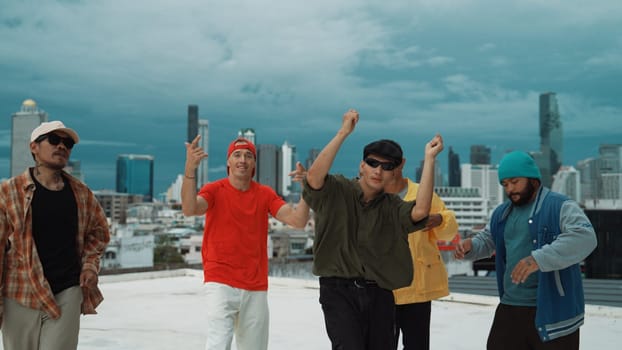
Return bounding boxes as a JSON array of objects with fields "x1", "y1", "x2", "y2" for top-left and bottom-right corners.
[{"x1": 30, "y1": 169, "x2": 81, "y2": 294}]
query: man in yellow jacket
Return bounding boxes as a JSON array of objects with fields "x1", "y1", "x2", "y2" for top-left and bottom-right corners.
[{"x1": 384, "y1": 143, "x2": 458, "y2": 350}]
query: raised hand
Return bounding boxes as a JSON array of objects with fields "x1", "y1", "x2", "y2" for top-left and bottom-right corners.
[
  {"x1": 425, "y1": 134, "x2": 444, "y2": 158},
  {"x1": 185, "y1": 135, "x2": 208, "y2": 171},
  {"x1": 289, "y1": 161, "x2": 307, "y2": 183},
  {"x1": 340, "y1": 109, "x2": 359, "y2": 136},
  {"x1": 424, "y1": 213, "x2": 443, "y2": 231}
]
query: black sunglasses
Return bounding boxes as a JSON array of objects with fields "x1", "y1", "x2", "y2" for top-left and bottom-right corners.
[
  {"x1": 364, "y1": 157, "x2": 397, "y2": 171},
  {"x1": 36, "y1": 133, "x2": 75, "y2": 149}
]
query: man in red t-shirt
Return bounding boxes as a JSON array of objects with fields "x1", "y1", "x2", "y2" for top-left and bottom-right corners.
[{"x1": 181, "y1": 136, "x2": 310, "y2": 350}]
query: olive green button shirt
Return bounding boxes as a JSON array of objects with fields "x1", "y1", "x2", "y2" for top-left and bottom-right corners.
[{"x1": 303, "y1": 174, "x2": 427, "y2": 290}]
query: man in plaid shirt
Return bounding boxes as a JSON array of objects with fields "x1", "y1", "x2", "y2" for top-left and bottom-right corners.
[{"x1": 0, "y1": 121, "x2": 110, "y2": 350}]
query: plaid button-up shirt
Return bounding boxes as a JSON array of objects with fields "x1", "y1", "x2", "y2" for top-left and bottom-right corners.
[{"x1": 0, "y1": 169, "x2": 110, "y2": 319}]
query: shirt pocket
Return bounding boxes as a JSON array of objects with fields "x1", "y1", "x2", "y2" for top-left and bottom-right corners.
[{"x1": 415, "y1": 253, "x2": 447, "y2": 293}]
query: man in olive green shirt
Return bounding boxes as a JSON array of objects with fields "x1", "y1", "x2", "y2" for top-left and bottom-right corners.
[{"x1": 303, "y1": 108, "x2": 444, "y2": 350}]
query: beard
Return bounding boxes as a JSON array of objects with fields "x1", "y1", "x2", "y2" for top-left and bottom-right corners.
[{"x1": 508, "y1": 180, "x2": 537, "y2": 206}]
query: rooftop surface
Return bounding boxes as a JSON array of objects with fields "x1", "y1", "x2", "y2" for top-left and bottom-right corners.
[{"x1": 2, "y1": 269, "x2": 619, "y2": 349}]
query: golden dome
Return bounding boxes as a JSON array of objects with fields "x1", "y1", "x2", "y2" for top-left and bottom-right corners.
[{"x1": 22, "y1": 99, "x2": 37, "y2": 107}]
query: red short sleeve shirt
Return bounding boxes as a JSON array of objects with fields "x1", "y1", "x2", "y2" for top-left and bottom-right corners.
[{"x1": 198, "y1": 179, "x2": 286, "y2": 290}]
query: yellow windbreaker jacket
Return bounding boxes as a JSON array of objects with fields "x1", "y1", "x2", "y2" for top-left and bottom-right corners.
[{"x1": 393, "y1": 179, "x2": 458, "y2": 304}]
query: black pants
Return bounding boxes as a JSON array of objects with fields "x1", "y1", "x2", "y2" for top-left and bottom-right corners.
[
  {"x1": 394, "y1": 301, "x2": 431, "y2": 350},
  {"x1": 487, "y1": 303, "x2": 580, "y2": 350},
  {"x1": 319, "y1": 277, "x2": 396, "y2": 350}
]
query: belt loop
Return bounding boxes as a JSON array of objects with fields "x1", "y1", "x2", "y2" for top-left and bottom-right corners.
[{"x1": 354, "y1": 279, "x2": 364, "y2": 288}]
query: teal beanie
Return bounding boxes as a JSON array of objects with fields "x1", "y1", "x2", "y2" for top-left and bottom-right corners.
[{"x1": 498, "y1": 151, "x2": 542, "y2": 183}]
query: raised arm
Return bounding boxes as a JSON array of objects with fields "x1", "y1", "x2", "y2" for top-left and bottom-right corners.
[
  {"x1": 182, "y1": 135, "x2": 209, "y2": 216},
  {"x1": 306, "y1": 109, "x2": 359, "y2": 190},
  {"x1": 411, "y1": 134, "x2": 444, "y2": 222}
]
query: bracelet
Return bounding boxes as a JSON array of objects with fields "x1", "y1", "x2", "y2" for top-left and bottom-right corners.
[{"x1": 185, "y1": 175, "x2": 196, "y2": 179}]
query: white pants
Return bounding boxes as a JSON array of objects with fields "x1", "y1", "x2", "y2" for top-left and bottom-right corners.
[
  {"x1": 204, "y1": 282, "x2": 269, "y2": 350},
  {"x1": 2, "y1": 286, "x2": 83, "y2": 350}
]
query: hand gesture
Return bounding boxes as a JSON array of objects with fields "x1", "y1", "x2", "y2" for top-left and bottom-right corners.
[
  {"x1": 185, "y1": 135, "x2": 209, "y2": 171},
  {"x1": 289, "y1": 162, "x2": 307, "y2": 183},
  {"x1": 425, "y1": 134, "x2": 444, "y2": 158},
  {"x1": 511, "y1": 255, "x2": 539, "y2": 284},
  {"x1": 80, "y1": 269, "x2": 98, "y2": 289},
  {"x1": 454, "y1": 238, "x2": 472, "y2": 260},
  {"x1": 340, "y1": 109, "x2": 359, "y2": 135},
  {"x1": 424, "y1": 213, "x2": 443, "y2": 231}
]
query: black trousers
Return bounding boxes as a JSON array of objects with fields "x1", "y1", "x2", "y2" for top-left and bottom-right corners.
[
  {"x1": 319, "y1": 277, "x2": 396, "y2": 350},
  {"x1": 394, "y1": 301, "x2": 432, "y2": 350},
  {"x1": 487, "y1": 303, "x2": 580, "y2": 350}
]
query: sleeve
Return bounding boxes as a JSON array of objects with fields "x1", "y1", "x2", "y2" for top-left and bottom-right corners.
[
  {"x1": 81, "y1": 192, "x2": 111, "y2": 274},
  {"x1": 0, "y1": 196, "x2": 8, "y2": 315},
  {"x1": 302, "y1": 174, "x2": 335, "y2": 212},
  {"x1": 267, "y1": 186, "x2": 287, "y2": 217},
  {"x1": 430, "y1": 193, "x2": 459, "y2": 242},
  {"x1": 531, "y1": 200, "x2": 597, "y2": 272},
  {"x1": 197, "y1": 182, "x2": 216, "y2": 209},
  {"x1": 463, "y1": 224, "x2": 497, "y2": 261},
  {"x1": 396, "y1": 197, "x2": 426, "y2": 233}
]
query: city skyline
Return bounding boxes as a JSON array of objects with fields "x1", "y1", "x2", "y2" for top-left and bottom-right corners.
[{"x1": 1, "y1": 1, "x2": 621, "y2": 195}]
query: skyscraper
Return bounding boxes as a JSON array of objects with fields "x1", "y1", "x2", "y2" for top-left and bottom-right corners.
[
  {"x1": 116, "y1": 154, "x2": 154, "y2": 202},
  {"x1": 539, "y1": 92, "x2": 563, "y2": 187},
  {"x1": 461, "y1": 163, "x2": 504, "y2": 212},
  {"x1": 598, "y1": 144, "x2": 622, "y2": 174},
  {"x1": 448, "y1": 146, "x2": 461, "y2": 187},
  {"x1": 280, "y1": 141, "x2": 296, "y2": 197},
  {"x1": 256, "y1": 144, "x2": 280, "y2": 192},
  {"x1": 198, "y1": 119, "x2": 209, "y2": 185},
  {"x1": 576, "y1": 157, "x2": 600, "y2": 201},
  {"x1": 305, "y1": 148, "x2": 321, "y2": 170},
  {"x1": 551, "y1": 166, "x2": 581, "y2": 202},
  {"x1": 10, "y1": 99, "x2": 48, "y2": 176},
  {"x1": 470, "y1": 145, "x2": 491, "y2": 165},
  {"x1": 187, "y1": 105, "x2": 198, "y2": 142},
  {"x1": 187, "y1": 105, "x2": 199, "y2": 183},
  {"x1": 575, "y1": 144, "x2": 622, "y2": 203},
  {"x1": 415, "y1": 159, "x2": 443, "y2": 187},
  {"x1": 597, "y1": 144, "x2": 622, "y2": 199},
  {"x1": 238, "y1": 128, "x2": 256, "y2": 144}
]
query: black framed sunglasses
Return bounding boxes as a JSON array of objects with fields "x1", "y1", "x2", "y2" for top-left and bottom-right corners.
[
  {"x1": 364, "y1": 157, "x2": 397, "y2": 171},
  {"x1": 36, "y1": 133, "x2": 75, "y2": 149}
]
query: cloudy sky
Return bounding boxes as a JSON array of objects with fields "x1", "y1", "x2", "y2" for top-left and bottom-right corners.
[{"x1": 1, "y1": 0, "x2": 621, "y2": 195}]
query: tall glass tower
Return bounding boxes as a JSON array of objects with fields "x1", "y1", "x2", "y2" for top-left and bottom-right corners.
[
  {"x1": 539, "y1": 92, "x2": 563, "y2": 187},
  {"x1": 470, "y1": 145, "x2": 491, "y2": 165},
  {"x1": 198, "y1": 119, "x2": 209, "y2": 185},
  {"x1": 448, "y1": 146, "x2": 461, "y2": 187},
  {"x1": 187, "y1": 105, "x2": 198, "y2": 142},
  {"x1": 257, "y1": 144, "x2": 279, "y2": 192},
  {"x1": 187, "y1": 105, "x2": 199, "y2": 182},
  {"x1": 280, "y1": 141, "x2": 296, "y2": 197},
  {"x1": 10, "y1": 99, "x2": 48, "y2": 176},
  {"x1": 116, "y1": 154, "x2": 154, "y2": 202}
]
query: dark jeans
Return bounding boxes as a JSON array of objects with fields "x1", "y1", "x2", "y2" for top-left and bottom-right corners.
[
  {"x1": 319, "y1": 277, "x2": 396, "y2": 350},
  {"x1": 487, "y1": 303, "x2": 580, "y2": 350},
  {"x1": 394, "y1": 301, "x2": 431, "y2": 350}
]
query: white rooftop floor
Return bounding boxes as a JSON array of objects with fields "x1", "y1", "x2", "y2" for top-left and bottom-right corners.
[{"x1": 2, "y1": 269, "x2": 620, "y2": 349}]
